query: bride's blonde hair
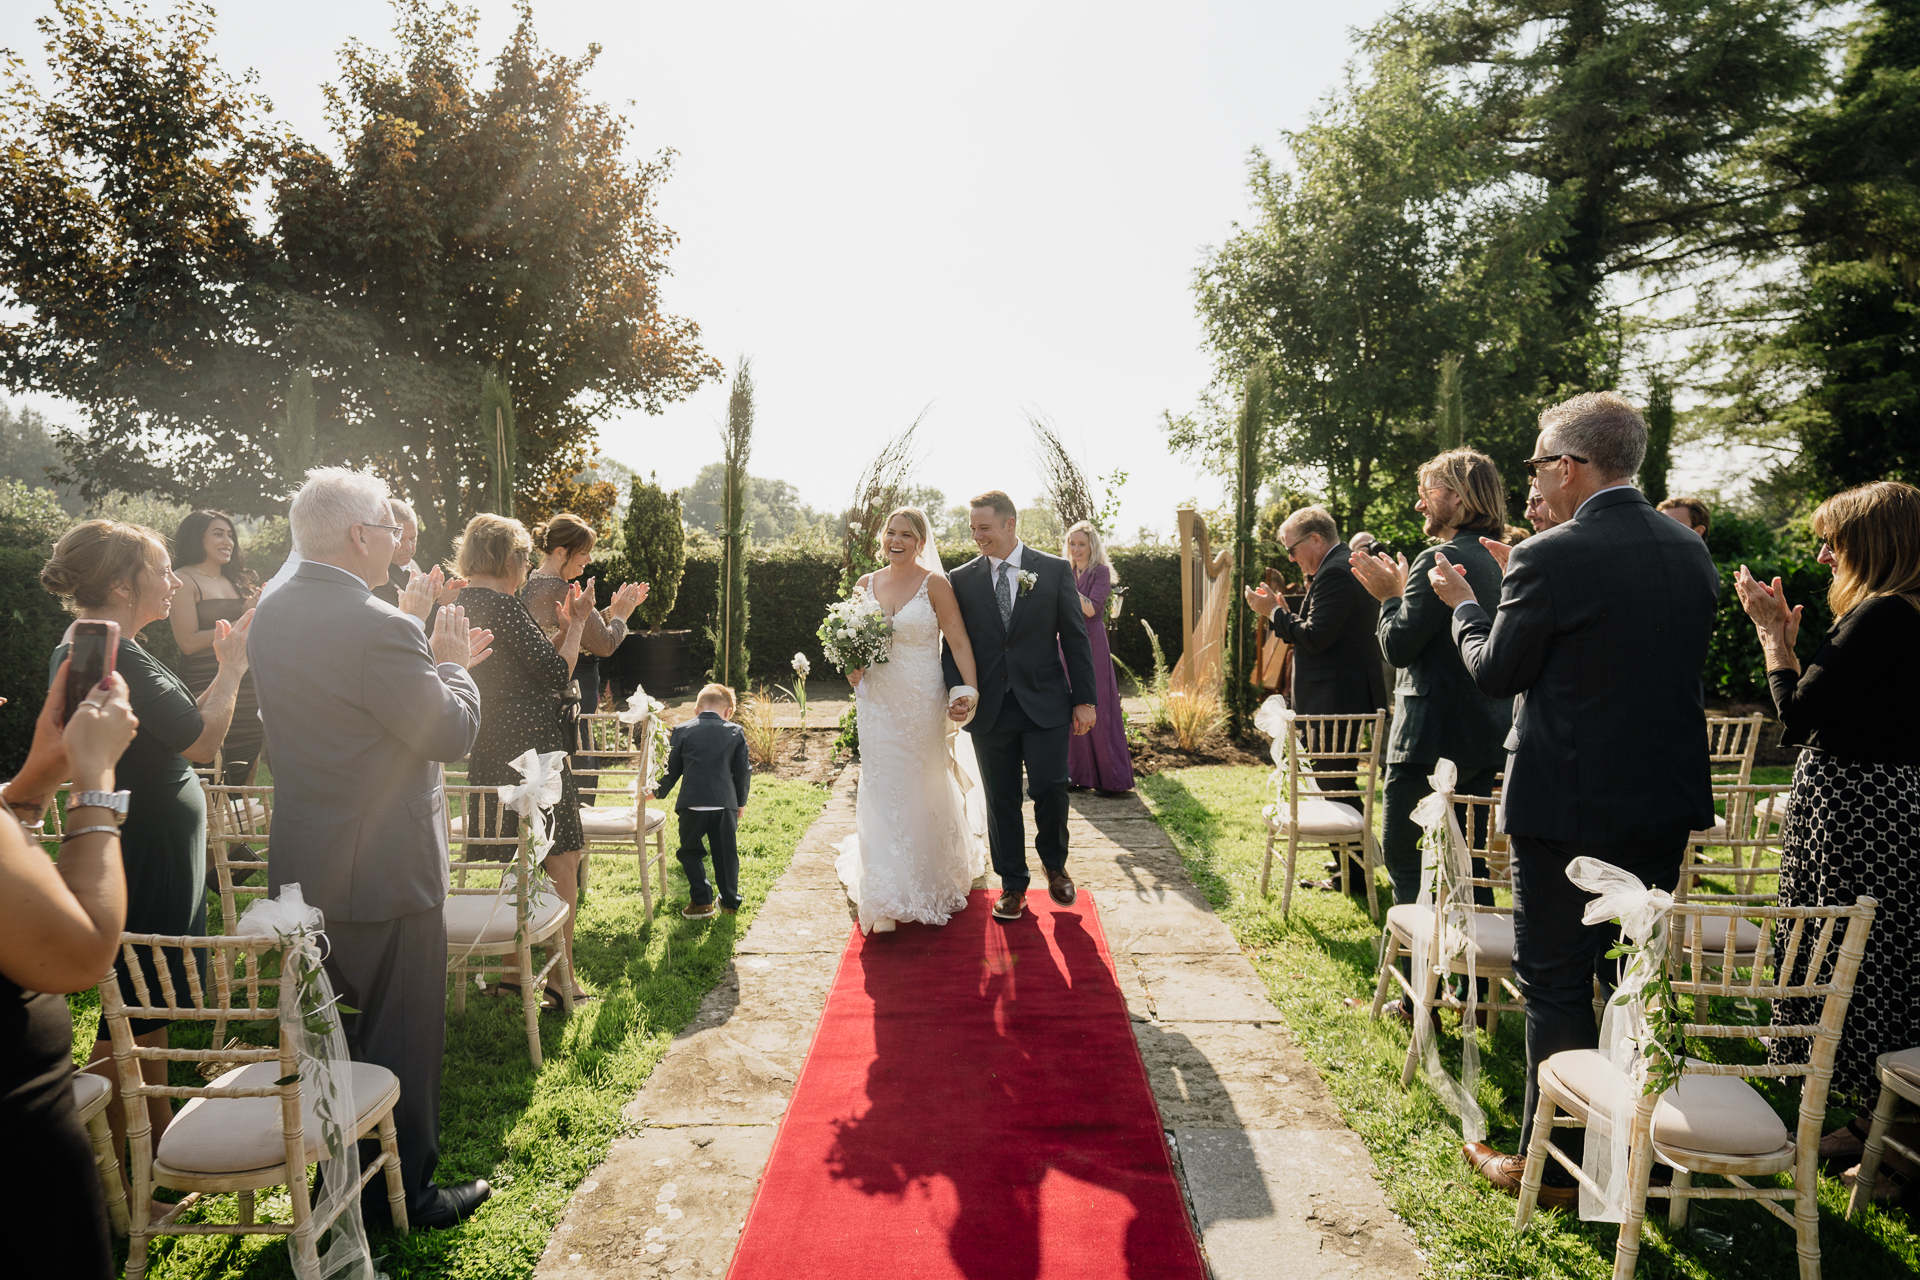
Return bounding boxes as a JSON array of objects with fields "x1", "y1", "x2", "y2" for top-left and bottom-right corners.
[{"x1": 885, "y1": 506, "x2": 930, "y2": 547}]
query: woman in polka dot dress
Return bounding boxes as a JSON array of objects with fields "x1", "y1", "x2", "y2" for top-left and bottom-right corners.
[
  {"x1": 453, "y1": 513, "x2": 597, "y2": 1006},
  {"x1": 1735, "y1": 480, "x2": 1920, "y2": 1175}
]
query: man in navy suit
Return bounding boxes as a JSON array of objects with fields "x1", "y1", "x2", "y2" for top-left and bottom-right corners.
[
  {"x1": 1429, "y1": 392, "x2": 1719, "y2": 1208},
  {"x1": 940, "y1": 491, "x2": 1098, "y2": 921}
]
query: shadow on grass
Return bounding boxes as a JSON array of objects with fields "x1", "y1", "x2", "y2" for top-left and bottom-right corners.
[{"x1": 1137, "y1": 763, "x2": 1920, "y2": 1280}]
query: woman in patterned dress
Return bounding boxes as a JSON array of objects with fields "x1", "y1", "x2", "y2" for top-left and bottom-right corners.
[
  {"x1": 1735, "y1": 480, "x2": 1920, "y2": 1173},
  {"x1": 454, "y1": 514, "x2": 597, "y2": 1005}
]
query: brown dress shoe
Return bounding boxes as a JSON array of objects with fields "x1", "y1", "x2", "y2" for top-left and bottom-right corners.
[
  {"x1": 1462, "y1": 1141, "x2": 1576, "y2": 1210},
  {"x1": 992, "y1": 889, "x2": 1025, "y2": 920},
  {"x1": 1047, "y1": 871, "x2": 1076, "y2": 907}
]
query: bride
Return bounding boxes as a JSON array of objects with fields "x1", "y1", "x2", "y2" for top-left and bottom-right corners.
[{"x1": 835, "y1": 507, "x2": 989, "y2": 935}]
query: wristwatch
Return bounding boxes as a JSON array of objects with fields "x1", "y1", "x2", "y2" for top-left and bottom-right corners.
[{"x1": 70, "y1": 790, "x2": 131, "y2": 826}]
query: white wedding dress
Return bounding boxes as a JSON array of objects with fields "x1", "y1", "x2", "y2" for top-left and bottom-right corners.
[{"x1": 835, "y1": 573, "x2": 988, "y2": 935}]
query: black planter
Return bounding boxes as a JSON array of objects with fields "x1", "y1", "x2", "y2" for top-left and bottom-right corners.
[{"x1": 617, "y1": 629, "x2": 693, "y2": 697}]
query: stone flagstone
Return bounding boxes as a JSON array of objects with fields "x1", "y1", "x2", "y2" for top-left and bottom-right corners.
[{"x1": 536, "y1": 772, "x2": 1422, "y2": 1279}]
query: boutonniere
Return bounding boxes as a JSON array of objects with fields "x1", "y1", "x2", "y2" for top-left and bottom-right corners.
[{"x1": 1017, "y1": 569, "x2": 1038, "y2": 597}]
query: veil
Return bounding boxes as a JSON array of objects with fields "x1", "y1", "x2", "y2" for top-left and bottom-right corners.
[{"x1": 898, "y1": 505, "x2": 947, "y2": 579}]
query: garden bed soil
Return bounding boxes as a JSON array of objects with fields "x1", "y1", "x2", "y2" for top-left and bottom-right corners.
[
  {"x1": 1127, "y1": 723, "x2": 1272, "y2": 774},
  {"x1": 753, "y1": 728, "x2": 849, "y2": 785}
]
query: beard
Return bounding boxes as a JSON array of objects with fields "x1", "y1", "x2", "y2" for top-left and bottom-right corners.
[{"x1": 1422, "y1": 507, "x2": 1453, "y2": 538}]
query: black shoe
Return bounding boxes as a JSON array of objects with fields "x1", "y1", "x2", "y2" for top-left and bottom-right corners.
[
  {"x1": 412, "y1": 1179, "x2": 492, "y2": 1229},
  {"x1": 1095, "y1": 789, "x2": 1131, "y2": 799}
]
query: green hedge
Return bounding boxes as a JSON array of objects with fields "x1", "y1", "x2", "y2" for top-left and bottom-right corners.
[
  {"x1": 0, "y1": 546, "x2": 73, "y2": 772},
  {"x1": 595, "y1": 544, "x2": 1188, "y2": 688}
]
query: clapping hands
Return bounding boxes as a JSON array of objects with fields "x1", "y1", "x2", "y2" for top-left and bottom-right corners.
[
  {"x1": 1347, "y1": 548, "x2": 1410, "y2": 602},
  {"x1": 1734, "y1": 565, "x2": 1802, "y2": 649},
  {"x1": 431, "y1": 604, "x2": 494, "y2": 669},
  {"x1": 607, "y1": 581, "x2": 649, "y2": 622},
  {"x1": 560, "y1": 580, "x2": 596, "y2": 634},
  {"x1": 211, "y1": 610, "x2": 255, "y2": 675}
]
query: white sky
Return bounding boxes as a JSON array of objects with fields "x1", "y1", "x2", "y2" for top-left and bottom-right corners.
[{"x1": 1, "y1": 0, "x2": 1412, "y2": 537}]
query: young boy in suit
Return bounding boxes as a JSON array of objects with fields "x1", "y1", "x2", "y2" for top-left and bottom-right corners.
[{"x1": 647, "y1": 683, "x2": 753, "y2": 919}]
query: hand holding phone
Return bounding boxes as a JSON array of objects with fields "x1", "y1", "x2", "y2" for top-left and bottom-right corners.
[{"x1": 61, "y1": 621, "x2": 119, "y2": 727}]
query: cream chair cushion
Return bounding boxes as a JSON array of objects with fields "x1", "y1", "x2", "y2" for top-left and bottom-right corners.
[
  {"x1": 1882, "y1": 1046, "x2": 1920, "y2": 1092},
  {"x1": 71, "y1": 1069, "x2": 111, "y2": 1121},
  {"x1": 1545, "y1": 1048, "x2": 1790, "y2": 1158},
  {"x1": 156, "y1": 1061, "x2": 398, "y2": 1175},
  {"x1": 1675, "y1": 915, "x2": 1764, "y2": 956},
  {"x1": 1386, "y1": 905, "x2": 1516, "y2": 965},
  {"x1": 1268, "y1": 798, "x2": 1367, "y2": 837},
  {"x1": 579, "y1": 806, "x2": 669, "y2": 839},
  {"x1": 444, "y1": 889, "x2": 567, "y2": 946}
]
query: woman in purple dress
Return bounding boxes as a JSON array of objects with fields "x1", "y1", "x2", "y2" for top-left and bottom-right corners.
[{"x1": 1062, "y1": 521, "x2": 1135, "y2": 795}]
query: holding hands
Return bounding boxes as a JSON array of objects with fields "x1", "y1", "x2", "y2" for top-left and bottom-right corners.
[
  {"x1": 431, "y1": 604, "x2": 494, "y2": 670},
  {"x1": 1347, "y1": 548, "x2": 1411, "y2": 602}
]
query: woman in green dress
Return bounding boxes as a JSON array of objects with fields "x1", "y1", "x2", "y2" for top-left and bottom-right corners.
[{"x1": 40, "y1": 520, "x2": 251, "y2": 1193}]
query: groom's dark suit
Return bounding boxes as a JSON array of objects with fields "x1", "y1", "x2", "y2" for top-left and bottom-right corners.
[{"x1": 942, "y1": 545, "x2": 1098, "y2": 894}]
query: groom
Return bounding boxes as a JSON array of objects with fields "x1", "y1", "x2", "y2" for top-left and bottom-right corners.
[{"x1": 941, "y1": 490, "x2": 1098, "y2": 921}]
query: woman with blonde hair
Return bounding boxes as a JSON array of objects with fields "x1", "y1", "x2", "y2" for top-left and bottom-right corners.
[
  {"x1": 1061, "y1": 520, "x2": 1133, "y2": 795},
  {"x1": 454, "y1": 513, "x2": 598, "y2": 1005},
  {"x1": 1735, "y1": 480, "x2": 1920, "y2": 1173}
]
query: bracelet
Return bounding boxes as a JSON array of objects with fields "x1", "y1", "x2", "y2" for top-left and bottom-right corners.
[{"x1": 61, "y1": 825, "x2": 121, "y2": 842}]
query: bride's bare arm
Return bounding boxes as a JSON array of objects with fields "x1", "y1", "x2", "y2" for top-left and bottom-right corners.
[{"x1": 927, "y1": 576, "x2": 978, "y2": 690}]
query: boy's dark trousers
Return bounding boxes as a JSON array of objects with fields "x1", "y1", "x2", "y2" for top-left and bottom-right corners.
[{"x1": 677, "y1": 809, "x2": 742, "y2": 910}]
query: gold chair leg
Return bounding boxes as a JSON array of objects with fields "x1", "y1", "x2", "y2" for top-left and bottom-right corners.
[
  {"x1": 1514, "y1": 1087, "x2": 1560, "y2": 1230},
  {"x1": 1794, "y1": 1135, "x2": 1823, "y2": 1279},
  {"x1": 379, "y1": 1111, "x2": 410, "y2": 1232},
  {"x1": 1611, "y1": 1126, "x2": 1657, "y2": 1280},
  {"x1": 1400, "y1": 963, "x2": 1440, "y2": 1088},
  {"x1": 238, "y1": 1188, "x2": 256, "y2": 1225},
  {"x1": 1666, "y1": 1166, "x2": 1692, "y2": 1229},
  {"x1": 1848, "y1": 1077, "x2": 1902, "y2": 1219},
  {"x1": 1258, "y1": 826, "x2": 1275, "y2": 898},
  {"x1": 84, "y1": 1107, "x2": 129, "y2": 1235},
  {"x1": 1281, "y1": 830, "x2": 1301, "y2": 918},
  {"x1": 1362, "y1": 833, "x2": 1381, "y2": 921},
  {"x1": 1369, "y1": 929, "x2": 1399, "y2": 1020},
  {"x1": 520, "y1": 940, "x2": 544, "y2": 1071},
  {"x1": 452, "y1": 960, "x2": 468, "y2": 1014}
]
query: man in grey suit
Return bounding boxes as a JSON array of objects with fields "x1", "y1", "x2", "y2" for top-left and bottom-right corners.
[
  {"x1": 1428, "y1": 393, "x2": 1719, "y2": 1208},
  {"x1": 250, "y1": 468, "x2": 496, "y2": 1229},
  {"x1": 1349, "y1": 448, "x2": 1514, "y2": 909}
]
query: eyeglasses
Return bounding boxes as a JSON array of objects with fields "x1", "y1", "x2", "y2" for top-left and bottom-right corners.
[
  {"x1": 359, "y1": 522, "x2": 403, "y2": 536},
  {"x1": 1523, "y1": 453, "x2": 1588, "y2": 478}
]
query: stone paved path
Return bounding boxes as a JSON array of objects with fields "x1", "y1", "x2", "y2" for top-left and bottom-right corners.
[{"x1": 534, "y1": 769, "x2": 1423, "y2": 1279}]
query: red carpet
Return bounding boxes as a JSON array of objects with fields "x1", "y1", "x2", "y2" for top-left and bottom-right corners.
[{"x1": 729, "y1": 889, "x2": 1206, "y2": 1280}]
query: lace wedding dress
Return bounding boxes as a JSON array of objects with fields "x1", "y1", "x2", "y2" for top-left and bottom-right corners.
[{"x1": 835, "y1": 574, "x2": 988, "y2": 934}]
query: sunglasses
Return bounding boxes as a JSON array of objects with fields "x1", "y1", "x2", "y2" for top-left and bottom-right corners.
[{"x1": 1522, "y1": 453, "x2": 1588, "y2": 478}]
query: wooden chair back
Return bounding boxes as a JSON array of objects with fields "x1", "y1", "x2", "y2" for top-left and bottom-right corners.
[
  {"x1": 1677, "y1": 783, "x2": 1788, "y2": 907},
  {"x1": 203, "y1": 784, "x2": 275, "y2": 930},
  {"x1": 1704, "y1": 713, "x2": 1766, "y2": 785}
]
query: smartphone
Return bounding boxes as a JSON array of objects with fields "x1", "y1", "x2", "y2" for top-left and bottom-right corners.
[{"x1": 62, "y1": 620, "x2": 120, "y2": 726}]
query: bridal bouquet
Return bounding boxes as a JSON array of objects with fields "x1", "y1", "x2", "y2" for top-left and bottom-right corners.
[{"x1": 818, "y1": 592, "x2": 894, "y2": 672}]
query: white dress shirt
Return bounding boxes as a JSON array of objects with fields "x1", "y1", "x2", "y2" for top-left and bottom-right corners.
[{"x1": 987, "y1": 542, "x2": 1026, "y2": 576}]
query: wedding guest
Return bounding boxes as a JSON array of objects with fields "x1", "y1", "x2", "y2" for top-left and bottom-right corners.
[
  {"x1": 370, "y1": 498, "x2": 420, "y2": 608},
  {"x1": 1523, "y1": 483, "x2": 1560, "y2": 533},
  {"x1": 249, "y1": 467, "x2": 491, "y2": 1230},
  {"x1": 1348, "y1": 449, "x2": 1512, "y2": 909},
  {"x1": 521, "y1": 513, "x2": 647, "y2": 737},
  {"x1": 1061, "y1": 520, "x2": 1133, "y2": 796},
  {"x1": 1431, "y1": 391, "x2": 1719, "y2": 1210},
  {"x1": 1734, "y1": 480, "x2": 1920, "y2": 1163},
  {"x1": 1349, "y1": 530, "x2": 1378, "y2": 556},
  {"x1": 1658, "y1": 495, "x2": 1712, "y2": 538},
  {"x1": 1245, "y1": 506, "x2": 1388, "y2": 892},
  {"x1": 456, "y1": 514, "x2": 597, "y2": 1004},
  {"x1": 41, "y1": 520, "x2": 251, "y2": 1194},
  {"x1": 169, "y1": 510, "x2": 264, "y2": 786},
  {"x1": 0, "y1": 667, "x2": 138, "y2": 1280},
  {"x1": 647, "y1": 683, "x2": 753, "y2": 919}
]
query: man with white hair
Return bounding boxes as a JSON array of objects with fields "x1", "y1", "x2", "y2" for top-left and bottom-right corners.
[
  {"x1": 249, "y1": 467, "x2": 496, "y2": 1230},
  {"x1": 1428, "y1": 391, "x2": 1719, "y2": 1210}
]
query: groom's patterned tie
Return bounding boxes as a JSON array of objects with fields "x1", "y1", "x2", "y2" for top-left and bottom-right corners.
[{"x1": 996, "y1": 561, "x2": 1014, "y2": 628}]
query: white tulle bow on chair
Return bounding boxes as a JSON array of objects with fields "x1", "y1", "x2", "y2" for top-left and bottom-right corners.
[{"x1": 497, "y1": 748, "x2": 568, "y2": 866}]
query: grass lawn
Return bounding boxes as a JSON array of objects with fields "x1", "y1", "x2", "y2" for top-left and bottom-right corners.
[
  {"x1": 1139, "y1": 764, "x2": 1918, "y2": 1280},
  {"x1": 67, "y1": 777, "x2": 829, "y2": 1279}
]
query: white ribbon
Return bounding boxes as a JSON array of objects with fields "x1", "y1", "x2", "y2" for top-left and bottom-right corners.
[
  {"x1": 497, "y1": 748, "x2": 568, "y2": 866},
  {"x1": 1254, "y1": 694, "x2": 1296, "y2": 768},
  {"x1": 235, "y1": 884, "x2": 381, "y2": 1280},
  {"x1": 617, "y1": 685, "x2": 662, "y2": 726},
  {"x1": 1406, "y1": 758, "x2": 1488, "y2": 1143},
  {"x1": 1565, "y1": 856, "x2": 1676, "y2": 1222}
]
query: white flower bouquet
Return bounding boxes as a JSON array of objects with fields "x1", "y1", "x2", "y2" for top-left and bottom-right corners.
[{"x1": 818, "y1": 591, "x2": 894, "y2": 672}]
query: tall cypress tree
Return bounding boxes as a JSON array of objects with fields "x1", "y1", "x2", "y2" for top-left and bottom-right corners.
[
  {"x1": 712, "y1": 358, "x2": 754, "y2": 687},
  {"x1": 1642, "y1": 374, "x2": 1675, "y2": 504}
]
